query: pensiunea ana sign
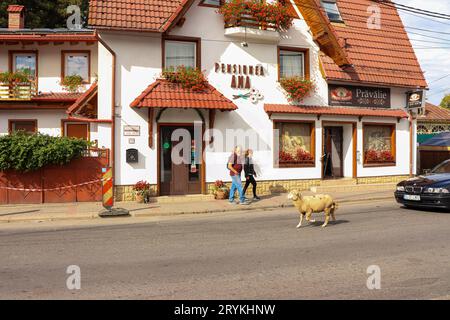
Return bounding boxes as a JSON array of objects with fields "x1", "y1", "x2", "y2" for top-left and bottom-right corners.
[
  {"x1": 214, "y1": 62, "x2": 265, "y2": 89},
  {"x1": 329, "y1": 84, "x2": 391, "y2": 108}
]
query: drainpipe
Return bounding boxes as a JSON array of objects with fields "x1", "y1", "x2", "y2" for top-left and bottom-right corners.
[
  {"x1": 95, "y1": 31, "x2": 116, "y2": 190},
  {"x1": 409, "y1": 112, "x2": 414, "y2": 177}
]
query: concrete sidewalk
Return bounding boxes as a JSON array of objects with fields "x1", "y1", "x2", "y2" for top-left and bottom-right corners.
[{"x1": 0, "y1": 189, "x2": 395, "y2": 224}]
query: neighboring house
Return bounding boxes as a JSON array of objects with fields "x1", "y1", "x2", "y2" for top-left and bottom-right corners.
[
  {"x1": 417, "y1": 102, "x2": 450, "y2": 144},
  {"x1": 87, "y1": 0, "x2": 427, "y2": 200},
  {"x1": 0, "y1": 5, "x2": 106, "y2": 146},
  {"x1": 416, "y1": 102, "x2": 450, "y2": 173},
  {"x1": 418, "y1": 132, "x2": 450, "y2": 173}
]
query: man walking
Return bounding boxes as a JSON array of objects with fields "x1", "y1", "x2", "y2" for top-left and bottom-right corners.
[{"x1": 227, "y1": 146, "x2": 249, "y2": 205}]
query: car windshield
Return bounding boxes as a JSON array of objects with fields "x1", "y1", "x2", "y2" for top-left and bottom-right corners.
[{"x1": 431, "y1": 160, "x2": 450, "y2": 174}]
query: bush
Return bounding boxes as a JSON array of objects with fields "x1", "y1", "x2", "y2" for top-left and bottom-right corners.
[{"x1": 0, "y1": 132, "x2": 91, "y2": 172}]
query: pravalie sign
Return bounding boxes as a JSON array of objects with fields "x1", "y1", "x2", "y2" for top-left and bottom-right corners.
[{"x1": 329, "y1": 85, "x2": 391, "y2": 108}]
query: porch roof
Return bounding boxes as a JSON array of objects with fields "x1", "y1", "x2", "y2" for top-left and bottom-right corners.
[
  {"x1": 130, "y1": 79, "x2": 238, "y2": 111},
  {"x1": 264, "y1": 104, "x2": 409, "y2": 119},
  {"x1": 67, "y1": 82, "x2": 98, "y2": 115},
  {"x1": 32, "y1": 92, "x2": 82, "y2": 102}
]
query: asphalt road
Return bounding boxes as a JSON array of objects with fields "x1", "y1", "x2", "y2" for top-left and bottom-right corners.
[{"x1": 0, "y1": 200, "x2": 449, "y2": 300}]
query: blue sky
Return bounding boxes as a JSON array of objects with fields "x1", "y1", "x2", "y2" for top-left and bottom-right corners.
[{"x1": 395, "y1": 0, "x2": 450, "y2": 105}]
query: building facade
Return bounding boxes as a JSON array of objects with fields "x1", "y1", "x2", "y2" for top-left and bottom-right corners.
[{"x1": 1, "y1": 1, "x2": 428, "y2": 201}]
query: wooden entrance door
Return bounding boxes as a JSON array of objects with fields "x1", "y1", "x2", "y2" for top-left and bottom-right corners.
[
  {"x1": 323, "y1": 126, "x2": 344, "y2": 179},
  {"x1": 66, "y1": 123, "x2": 89, "y2": 140},
  {"x1": 159, "y1": 125, "x2": 202, "y2": 196}
]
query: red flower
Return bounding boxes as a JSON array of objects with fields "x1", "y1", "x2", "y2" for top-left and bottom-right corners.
[
  {"x1": 279, "y1": 76, "x2": 314, "y2": 102},
  {"x1": 133, "y1": 180, "x2": 150, "y2": 192},
  {"x1": 161, "y1": 66, "x2": 208, "y2": 92},
  {"x1": 365, "y1": 149, "x2": 394, "y2": 162},
  {"x1": 218, "y1": 0, "x2": 293, "y2": 31},
  {"x1": 296, "y1": 148, "x2": 313, "y2": 162},
  {"x1": 279, "y1": 151, "x2": 295, "y2": 162}
]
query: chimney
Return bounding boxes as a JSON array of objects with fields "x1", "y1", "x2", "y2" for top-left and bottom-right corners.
[{"x1": 7, "y1": 5, "x2": 25, "y2": 30}]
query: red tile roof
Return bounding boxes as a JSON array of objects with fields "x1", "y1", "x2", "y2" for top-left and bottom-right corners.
[
  {"x1": 7, "y1": 5, "x2": 24, "y2": 13},
  {"x1": 320, "y1": 0, "x2": 427, "y2": 88},
  {"x1": 264, "y1": 104, "x2": 408, "y2": 119},
  {"x1": 418, "y1": 102, "x2": 450, "y2": 123},
  {"x1": 131, "y1": 79, "x2": 238, "y2": 110},
  {"x1": 89, "y1": 0, "x2": 194, "y2": 32},
  {"x1": 32, "y1": 92, "x2": 82, "y2": 102},
  {"x1": 67, "y1": 82, "x2": 98, "y2": 115}
]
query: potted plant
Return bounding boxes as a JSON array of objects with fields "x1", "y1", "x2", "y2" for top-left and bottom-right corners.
[
  {"x1": 295, "y1": 148, "x2": 314, "y2": 163},
  {"x1": 60, "y1": 75, "x2": 84, "y2": 93},
  {"x1": 218, "y1": 0, "x2": 293, "y2": 31},
  {"x1": 279, "y1": 76, "x2": 314, "y2": 102},
  {"x1": 161, "y1": 66, "x2": 208, "y2": 91},
  {"x1": 133, "y1": 180, "x2": 151, "y2": 203},
  {"x1": 364, "y1": 149, "x2": 394, "y2": 164},
  {"x1": 212, "y1": 180, "x2": 230, "y2": 200}
]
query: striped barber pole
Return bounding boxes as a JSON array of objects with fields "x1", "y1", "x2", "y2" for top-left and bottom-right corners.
[{"x1": 102, "y1": 167, "x2": 114, "y2": 210}]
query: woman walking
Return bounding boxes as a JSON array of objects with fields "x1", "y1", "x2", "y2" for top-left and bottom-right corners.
[
  {"x1": 243, "y1": 149, "x2": 260, "y2": 200},
  {"x1": 228, "y1": 146, "x2": 248, "y2": 205}
]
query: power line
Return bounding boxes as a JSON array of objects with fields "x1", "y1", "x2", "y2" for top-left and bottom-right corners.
[
  {"x1": 428, "y1": 87, "x2": 450, "y2": 97},
  {"x1": 296, "y1": 1, "x2": 450, "y2": 44},
  {"x1": 376, "y1": 0, "x2": 450, "y2": 20},
  {"x1": 414, "y1": 47, "x2": 450, "y2": 50},
  {"x1": 405, "y1": 26, "x2": 450, "y2": 36},
  {"x1": 388, "y1": 1, "x2": 450, "y2": 19},
  {"x1": 429, "y1": 74, "x2": 450, "y2": 84},
  {"x1": 410, "y1": 38, "x2": 450, "y2": 46}
]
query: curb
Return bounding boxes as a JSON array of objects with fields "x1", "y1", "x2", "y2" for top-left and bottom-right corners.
[
  {"x1": 133, "y1": 195, "x2": 390, "y2": 217},
  {"x1": 0, "y1": 194, "x2": 393, "y2": 224}
]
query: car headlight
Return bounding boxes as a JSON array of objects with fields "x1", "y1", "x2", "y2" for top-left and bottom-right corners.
[
  {"x1": 396, "y1": 186, "x2": 405, "y2": 192},
  {"x1": 424, "y1": 188, "x2": 450, "y2": 194}
]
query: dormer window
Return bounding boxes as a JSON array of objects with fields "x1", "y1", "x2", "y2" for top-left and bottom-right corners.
[{"x1": 321, "y1": 0, "x2": 343, "y2": 23}]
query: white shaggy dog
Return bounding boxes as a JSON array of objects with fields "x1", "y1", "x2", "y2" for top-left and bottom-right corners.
[{"x1": 287, "y1": 190, "x2": 337, "y2": 228}]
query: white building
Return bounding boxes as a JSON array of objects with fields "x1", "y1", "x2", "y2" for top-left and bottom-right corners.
[{"x1": 1, "y1": 1, "x2": 428, "y2": 201}]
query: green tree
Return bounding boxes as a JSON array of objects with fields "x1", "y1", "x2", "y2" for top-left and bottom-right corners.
[
  {"x1": 440, "y1": 94, "x2": 450, "y2": 109},
  {"x1": 0, "y1": 0, "x2": 88, "y2": 29}
]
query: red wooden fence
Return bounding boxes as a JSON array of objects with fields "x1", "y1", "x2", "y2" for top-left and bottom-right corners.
[{"x1": 0, "y1": 149, "x2": 109, "y2": 204}]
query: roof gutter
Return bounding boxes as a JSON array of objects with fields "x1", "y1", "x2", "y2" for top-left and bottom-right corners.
[{"x1": 95, "y1": 31, "x2": 117, "y2": 191}]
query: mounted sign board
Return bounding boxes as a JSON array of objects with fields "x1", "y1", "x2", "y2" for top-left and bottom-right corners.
[
  {"x1": 123, "y1": 125, "x2": 140, "y2": 136},
  {"x1": 329, "y1": 85, "x2": 391, "y2": 108},
  {"x1": 406, "y1": 91, "x2": 424, "y2": 109}
]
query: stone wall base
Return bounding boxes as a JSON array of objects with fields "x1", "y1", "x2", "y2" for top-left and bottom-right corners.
[
  {"x1": 115, "y1": 185, "x2": 158, "y2": 202},
  {"x1": 356, "y1": 175, "x2": 409, "y2": 184},
  {"x1": 114, "y1": 175, "x2": 409, "y2": 201}
]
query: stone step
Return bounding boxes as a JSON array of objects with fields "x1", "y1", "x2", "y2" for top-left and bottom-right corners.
[
  {"x1": 310, "y1": 182, "x2": 397, "y2": 194},
  {"x1": 153, "y1": 194, "x2": 215, "y2": 204},
  {"x1": 320, "y1": 178, "x2": 357, "y2": 186}
]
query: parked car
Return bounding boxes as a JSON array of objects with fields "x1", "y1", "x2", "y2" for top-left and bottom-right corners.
[{"x1": 395, "y1": 159, "x2": 450, "y2": 210}]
